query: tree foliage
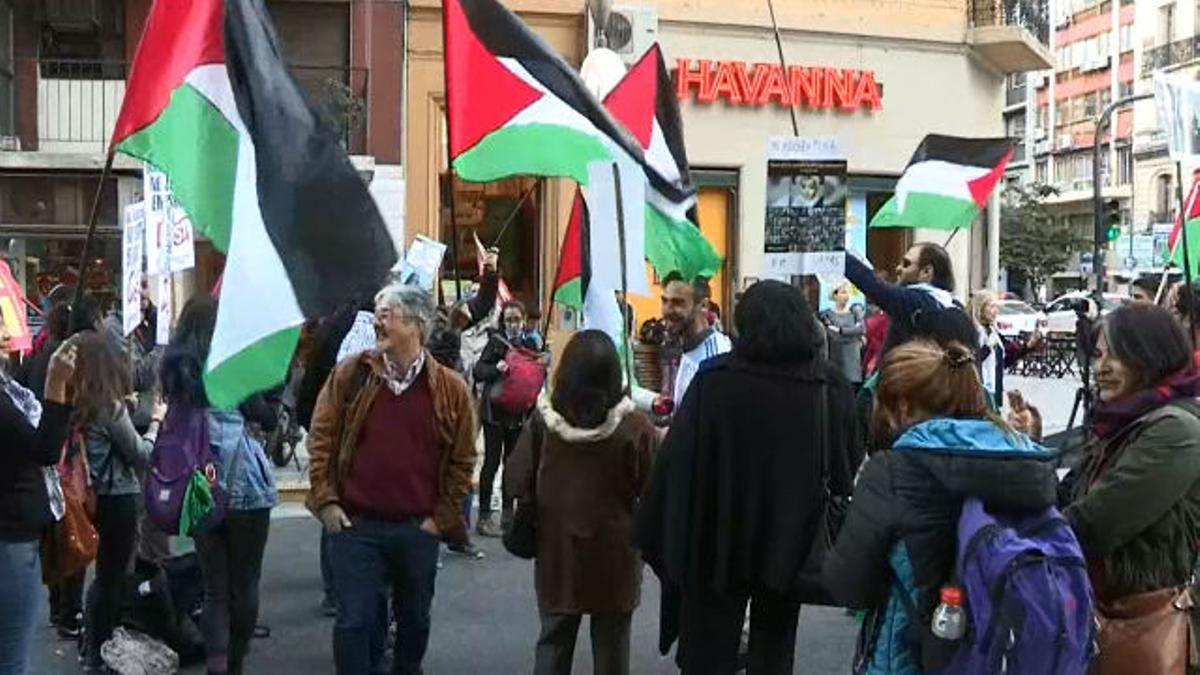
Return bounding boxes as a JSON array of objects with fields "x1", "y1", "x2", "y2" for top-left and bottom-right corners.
[{"x1": 1000, "y1": 182, "x2": 1088, "y2": 295}]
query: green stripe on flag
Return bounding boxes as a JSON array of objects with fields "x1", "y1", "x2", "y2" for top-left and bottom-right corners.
[
  {"x1": 203, "y1": 326, "x2": 301, "y2": 410},
  {"x1": 869, "y1": 192, "x2": 981, "y2": 231},
  {"x1": 116, "y1": 83, "x2": 240, "y2": 253},
  {"x1": 1172, "y1": 217, "x2": 1200, "y2": 277},
  {"x1": 644, "y1": 205, "x2": 721, "y2": 283},
  {"x1": 453, "y1": 124, "x2": 611, "y2": 186},
  {"x1": 553, "y1": 277, "x2": 582, "y2": 309}
]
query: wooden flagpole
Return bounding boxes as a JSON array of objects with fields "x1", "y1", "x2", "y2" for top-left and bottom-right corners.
[
  {"x1": 72, "y1": 151, "x2": 116, "y2": 315},
  {"x1": 613, "y1": 162, "x2": 633, "y2": 395},
  {"x1": 943, "y1": 227, "x2": 961, "y2": 248}
]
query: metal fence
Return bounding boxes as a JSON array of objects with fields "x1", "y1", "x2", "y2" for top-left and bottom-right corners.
[
  {"x1": 1142, "y1": 36, "x2": 1200, "y2": 76},
  {"x1": 970, "y1": 0, "x2": 1051, "y2": 46},
  {"x1": 5, "y1": 59, "x2": 369, "y2": 154}
]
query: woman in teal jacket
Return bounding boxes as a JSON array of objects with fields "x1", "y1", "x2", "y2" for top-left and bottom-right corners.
[{"x1": 824, "y1": 340, "x2": 1057, "y2": 674}]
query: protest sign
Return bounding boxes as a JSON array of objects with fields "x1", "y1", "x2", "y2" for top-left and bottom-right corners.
[
  {"x1": 764, "y1": 137, "x2": 848, "y2": 279},
  {"x1": 397, "y1": 235, "x2": 448, "y2": 291},
  {"x1": 0, "y1": 261, "x2": 31, "y2": 352},
  {"x1": 122, "y1": 203, "x2": 146, "y2": 336},
  {"x1": 156, "y1": 275, "x2": 172, "y2": 346},
  {"x1": 144, "y1": 166, "x2": 171, "y2": 275}
]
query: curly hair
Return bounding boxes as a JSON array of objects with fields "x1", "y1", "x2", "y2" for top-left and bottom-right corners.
[{"x1": 72, "y1": 331, "x2": 131, "y2": 428}]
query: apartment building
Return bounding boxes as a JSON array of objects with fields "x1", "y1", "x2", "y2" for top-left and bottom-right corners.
[
  {"x1": 1016, "y1": 0, "x2": 1135, "y2": 295},
  {"x1": 0, "y1": 0, "x2": 404, "y2": 319},
  {"x1": 1131, "y1": 0, "x2": 1200, "y2": 278}
]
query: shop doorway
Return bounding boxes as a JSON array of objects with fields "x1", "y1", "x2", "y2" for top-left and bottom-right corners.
[
  {"x1": 439, "y1": 174, "x2": 540, "y2": 312},
  {"x1": 865, "y1": 191, "x2": 910, "y2": 282}
]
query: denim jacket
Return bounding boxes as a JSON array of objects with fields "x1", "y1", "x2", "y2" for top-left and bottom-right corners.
[{"x1": 207, "y1": 409, "x2": 278, "y2": 512}]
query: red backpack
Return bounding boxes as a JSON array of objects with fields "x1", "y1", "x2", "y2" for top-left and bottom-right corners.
[{"x1": 490, "y1": 344, "x2": 546, "y2": 415}]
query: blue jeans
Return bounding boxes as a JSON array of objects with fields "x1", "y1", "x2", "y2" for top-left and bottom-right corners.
[
  {"x1": 0, "y1": 540, "x2": 41, "y2": 675},
  {"x1": 329, "y1": 518, "x2": 439, "y2": 675}
]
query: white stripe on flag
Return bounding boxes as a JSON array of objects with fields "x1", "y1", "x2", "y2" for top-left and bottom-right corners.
[
  {"x1": 583, "y1": 153, "x2": 649, "y2": 297},
  {"x1": 895, "y1": 160, "x2": 991, "y2": 211},
  {"x1": 185, "y1": 66, "x2": 304, "y2": 372}
]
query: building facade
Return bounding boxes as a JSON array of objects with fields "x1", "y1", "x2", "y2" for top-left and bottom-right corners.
[
  {"x1": 1017, "y1": 0, "x2": 1134, "y2": 297},
  {"x1": 1132, "y1": 0, "x2": 1200, "y2": 280},
  {"x1": 0, "y1": 0, "x2": 406, "y2": 326},
  {"x1": 406, "y1": 0, "x2": 1052, "y2": 328}
]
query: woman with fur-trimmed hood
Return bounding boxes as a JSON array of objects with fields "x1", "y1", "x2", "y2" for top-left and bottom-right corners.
[{"x1": 505, "y1": 330, "x2": 656, "y2": 675}]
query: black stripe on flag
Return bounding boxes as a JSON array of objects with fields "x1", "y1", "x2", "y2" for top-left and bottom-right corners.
[
  {"x1": 651, "y1": 45, "x2": 693, "y2": 194},
  {"x1": 224, "y1": 0, "x2": 397, "y2": 317},
  {"x1": 457, "y1": 0, "x2": 692, "y2": 207},
  {"x1": 906, "y1": 134, "x2": 1014, "y2": 171}
]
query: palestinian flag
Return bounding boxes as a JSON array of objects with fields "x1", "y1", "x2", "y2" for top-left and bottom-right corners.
[
  {"x1": 870, "y1": 135, "x2": 1013, "y2": 231},
  {"x1": 111, "y1": 0, "x2": 396, "y2": 408},
  {"x1": 550, "y1": 46, "x2": 719, "y2": 310},
  {"x1": 552, "y1": 193, "x2": 588, "y2": 308},
  {"x1": 1169, "y1": 177, "x2": 1200, "y2": 275}
]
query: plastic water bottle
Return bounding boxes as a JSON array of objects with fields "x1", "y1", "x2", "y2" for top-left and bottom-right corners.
[{"x1": 931, "y1": 586, "x2": 966, "y2": 640}]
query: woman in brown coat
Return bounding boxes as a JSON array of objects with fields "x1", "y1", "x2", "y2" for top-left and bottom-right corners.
[{"x1": 506, "y1": 329, "x2": 656, "y2": 675}]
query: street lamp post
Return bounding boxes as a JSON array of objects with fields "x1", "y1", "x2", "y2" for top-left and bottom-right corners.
[{"x1": 1091, "y1": 92, "x2": 1152, "y2": 295}]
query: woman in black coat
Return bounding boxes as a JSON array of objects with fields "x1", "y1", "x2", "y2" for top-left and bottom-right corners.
[
  {"x1": 0, "y1": 338, "x2": 77, "y2": 674},
  {"x1": 635, "y1": 280, "x2": 861, "y2": 674}
]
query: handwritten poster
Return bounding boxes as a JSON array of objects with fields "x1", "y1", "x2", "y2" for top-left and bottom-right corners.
[
  {"x1": 156, "y1": 275, "x2": 172, "y2": 346},
  {"x1": 122, "y1": 203, "x2": 146, "y2": 336},
  {"x1": 144, "y1": 166, "x2": 171, "y2": 276},
  {"x1": 144, "y1": 164, "x2": 195, "y2": 273}
]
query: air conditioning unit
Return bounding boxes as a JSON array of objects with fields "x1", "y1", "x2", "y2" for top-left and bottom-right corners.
[
  {"x1": 1058, "y1": 134, "x2": 1074, "y2": 150},
  {"x1": 1034, "y1": 127, "x2": 1047, "y2": 141},
  {"x1": 0, "y1": 136, "x2": 20, "y2": 152},
  {"x1": 586, "y1": 4, "x2": 659, "y2": 66}
]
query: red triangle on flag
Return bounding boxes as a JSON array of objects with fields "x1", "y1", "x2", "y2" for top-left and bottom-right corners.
[
  {"x1": 602, "y1": 45, "x2": 659, "y2": 149},
  {"x1": 965, "y1": 147, "x2": 1014, "y2": 209},
  {"x1": 444, "y1": 0, "x2": 544, "y2": 158},
  {"x1": 1171, "y1": 177, "x2": 1200, "y2": 252},
  {"x1": 553, "y1": 192, "x2": 586, "y2": 293},
  {"x1": 110, "y1": 0, "x2": 225, "y2": 148}
]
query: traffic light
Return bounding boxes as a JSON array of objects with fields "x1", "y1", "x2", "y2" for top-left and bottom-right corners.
[{"x1": 1104, "y1": 199, "x2": 1121, "y2": 242}]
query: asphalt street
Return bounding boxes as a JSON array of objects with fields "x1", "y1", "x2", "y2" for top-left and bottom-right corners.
[{"x1": 33, "y1": 513, "x2": 861, "y2": 674}]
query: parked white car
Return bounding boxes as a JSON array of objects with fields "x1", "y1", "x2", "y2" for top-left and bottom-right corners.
[
  {"x1": 1043, "y1": 292, "x2": 1131, "y2": 334},
  {"x1": 994, "y1": 300, "x2": 1047, "y2": 338}
]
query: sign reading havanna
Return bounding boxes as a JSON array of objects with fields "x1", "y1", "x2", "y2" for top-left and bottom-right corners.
[{"x1": 674, "y1": 59, "x2": 883, "y2": 112}]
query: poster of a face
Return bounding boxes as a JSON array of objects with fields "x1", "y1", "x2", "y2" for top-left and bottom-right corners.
[{"x1": 763, "y1": 157, "x2": 848, "y2": 278}]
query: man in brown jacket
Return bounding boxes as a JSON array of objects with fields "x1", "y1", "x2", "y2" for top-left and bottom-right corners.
[{"x1": 306, "y1": 282, "x2": 476, "y2": 675}]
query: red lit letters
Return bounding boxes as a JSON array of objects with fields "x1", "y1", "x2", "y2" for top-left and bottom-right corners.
[{"x1": 674, "y1": 59, "x2": 882, "y2": 113}]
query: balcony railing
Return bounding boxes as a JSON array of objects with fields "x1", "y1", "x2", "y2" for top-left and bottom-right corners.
[
  {"x1": 3, "y1": 59, "x2": 369, "y2": 154},
  {"x1": 971, "y1": 0, "x2": 1051, "y2": 46},
  {"x1": 1142, "y1": 36, "x2": 1200, "y2": 76}
]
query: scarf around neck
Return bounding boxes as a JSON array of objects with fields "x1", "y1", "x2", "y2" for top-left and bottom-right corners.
[{"x1": 1091, "y1": 369, "x2": 1200, "y2": 441}]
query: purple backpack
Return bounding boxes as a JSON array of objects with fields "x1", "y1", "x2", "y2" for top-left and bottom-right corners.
[
  {"x1": 945, "y1": 497, "x2": 1095, "y2": 674},
  {"x1": 143, "y1": 403, "x2": 229, "y2": 536}
]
